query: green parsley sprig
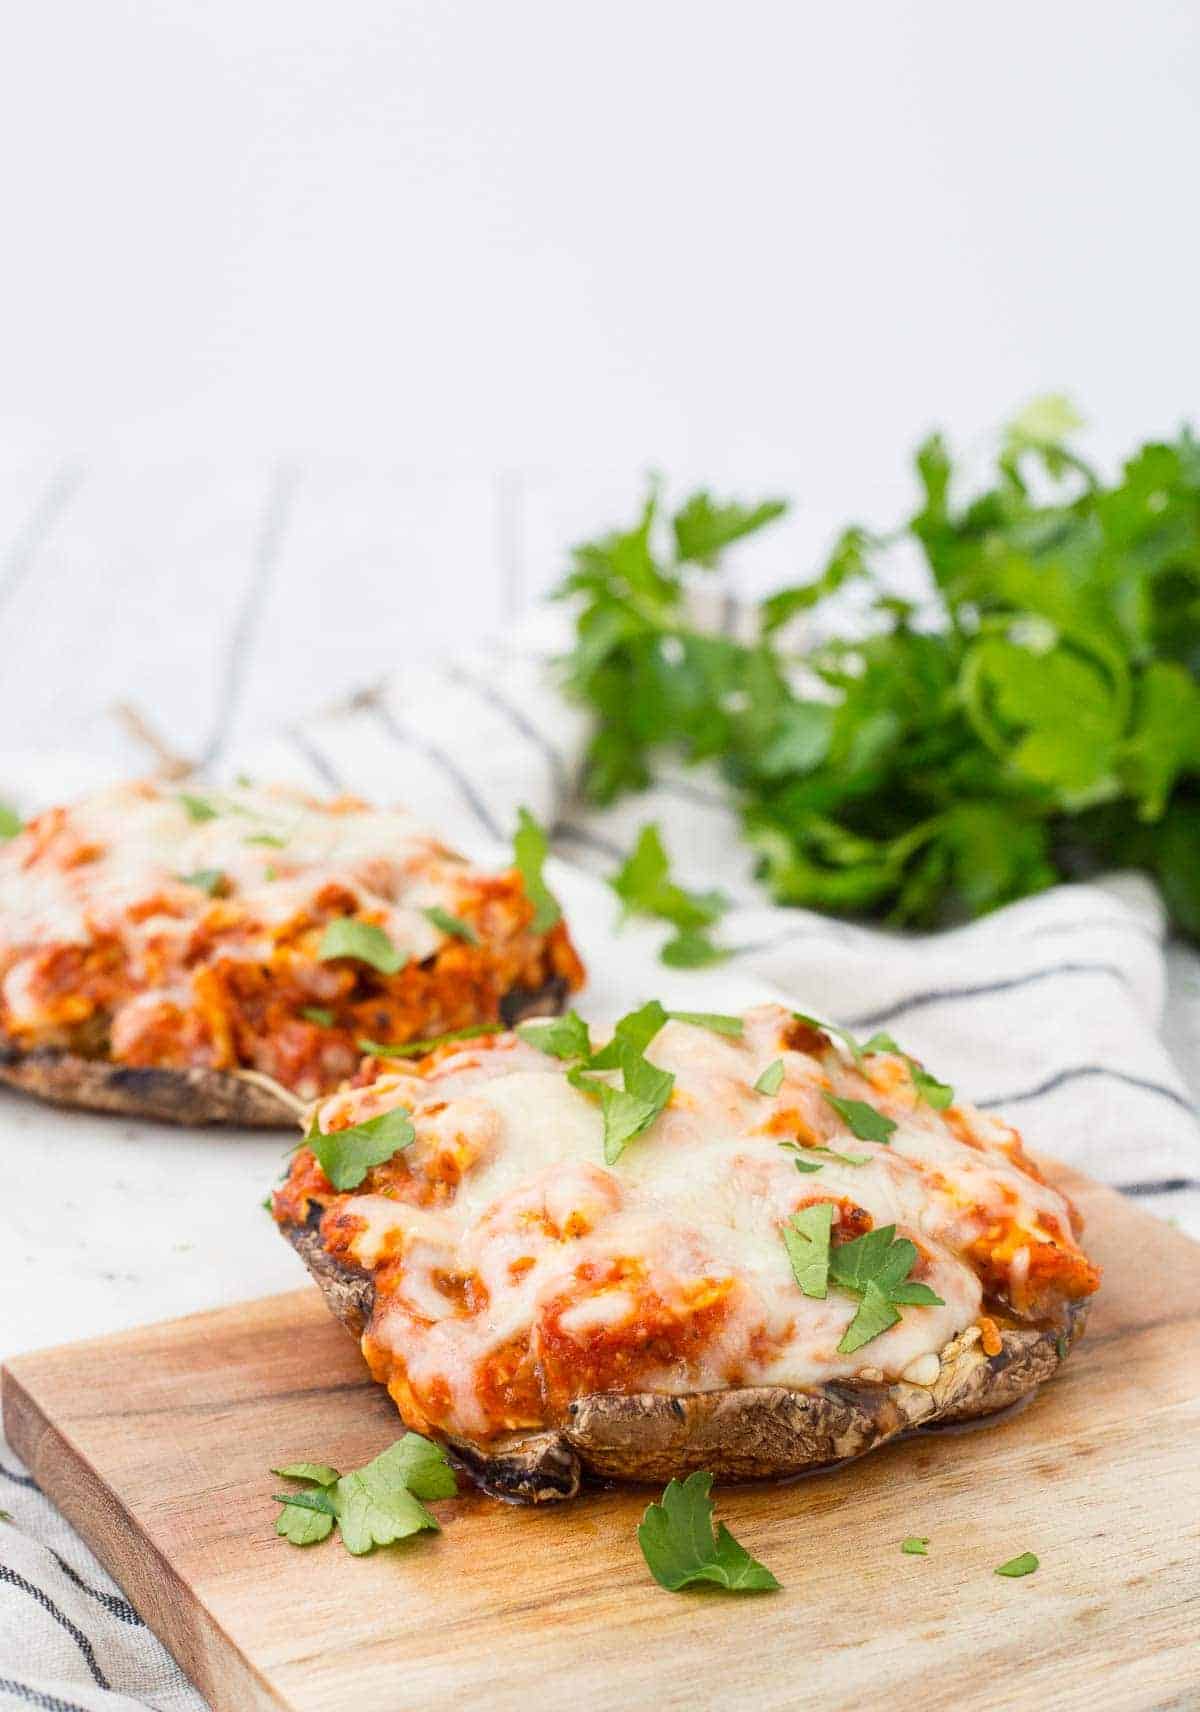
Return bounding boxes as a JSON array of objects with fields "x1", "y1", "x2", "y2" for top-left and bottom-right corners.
[
  {"x1": 782, "y1": 1216, "x2": 944, "y2": 1353},
  {"x1": 609, "y1": 823, "x2": 730, "y2": 966},
  {"x1": 319, "y1": 918, "x2": 408, "y2": 975},
  {"x1": 304, "y1": 1105, "x2": 415, "y2": 1191},
  {"x1": 637, "y1": 1471, "x2": 779, "y2": 1592},
  {"x1": 512, "y1": 806, "x2": 562, "y2": 933},
  {"x1": 273, "y1": 1435, "x2": 455, "y2": 1553},
  {"x1": 519, "y1": 1000, "x2": 741, "y2": 1163},
  {"x1": 559, "y1": 404, "x2": 1200, "y2": 940}
]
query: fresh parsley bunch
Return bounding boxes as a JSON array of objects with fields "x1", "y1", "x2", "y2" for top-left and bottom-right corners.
[{"x1": 556, "y1": 400, "x2": 1200, "y2": 939}]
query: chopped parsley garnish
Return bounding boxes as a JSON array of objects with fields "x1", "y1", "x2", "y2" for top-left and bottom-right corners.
[
  {"x1": 177, "y1": 869, "x2": 225, "y2": 897},
  {"x1": 796, "y1": 1014, "x2": 955, "y2": 1108},
  {"x1": 306, "y1": 1106, "x2": 415, "y2": 1191},
  {"x1": 908, "y1": 1063, "x2": 955, "y2": 1109},
  {"x1": 517, "y1": 1001, "x2": 746, "y2": 1161},
  {"x1": 318, "y1": 918, "x2": 408, "y2": 975},
  {"x1": 358, "y1": 1024, "x2": 500, "y2": 1059},
  {"x1": 783, "y1": 1202, "x2": 833, "y2": 1297},
  {"x1": 754, "y1": 1059, "x2": 785, "y2": 1096},
  {"x1": 668, "y1": 1010, "x2": 743, "y2": 1037},
  {"x1": 609, "y1": 823, "x2": 730, "y2": 966},
  {"x1": 901, "y1": 1537, "x2": 930, "y2": 1556},
  {"x1": 995, "y1": 1552, "x2": 1039, "y2": 1578},
  {"x1": 828, "y1": 1225, "x2": 945, "y2": 1353},
  {"x1": 570, "y1": 1046, "x2": 675, "y2": 1165},
  {"x1": 587, "y1": 999, "x2": 670, "y2": 1068},
  {"x1": 0, "y1": 803, "x2": 22, "y2": 839},
  {"x1": 273, "y1": 1435, "x2": 455, "y2": 1554},
  {"x1": 300, "y1": 1007, "x2": 335, "y2": 1027},
  {"x1": 823, "y1": 1094, "x2": 897, "y2": 1145},
  {"x1": 245, "y1": 832, "x2": 287, "y2": 848},
  {"x1": 794, "y1": 1011, "x2": 867, "y2": 1063},
  {"x1": 273, "y1": 1487, "x2": 337, "y2": 1545},
  {"x1": 272, "y1": 1461, "x2": 340, "y2": 1487},
  {"x1": 611, "y1": 822, "x2": 727, "y2": 930},
  {"x1": 660, "y1": 929, "x2": 731, "y2": 967},
  {"x1": 586, "y1": 1000, "x2": 736, "y2": 1069},
  {"x1": 517, "y1": 1011, "x2": 593, "y2": 1060},
  {"x1": 779, "y1": 1140, "x2": 869, "y2": 1170},
  {"x1": 638, "y1": 1471, "x2": 779, "y2": 1593},
  {"x1": 178, "y1": 793, "x2": 218, "y2": 822},
  {"x1": 423, "y1": 905, "x2": 479, "y2": 945},
  {"x1": 781, "y1": 1216, "x2": 943, "y2": 1352},
  {"x1": 512, "y1": 806, "x2": 561, "y2": 933}
]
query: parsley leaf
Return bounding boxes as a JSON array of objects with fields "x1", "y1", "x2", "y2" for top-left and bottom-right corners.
[
  {"x1": 272, "y1": 1435, "x2": 455, "y2": 1554},
  {"x1": 358, "y1": 1024, "x2": 499, "y2": 1059},
  {"x1": 177, "y1": 869, "x2": 225, "y2": 897},
  {"x1": 661, "y1": 928, "x2": 731, "y2": 967},
  {"x1": 517, "y1": 1011, "x2": 592, "y2": 1060},
  {"x1": 859, "y1": 1027, "x2": 954, "y2": 1107},
  {"x1": 178, "y1": 793, "x2": 218, "y2": 823},
  {"x1": 300, "y1": 1007, "x2": 335, "y2": 1027},
  {"x1": 837, "y1": 1280, "x2": 903, "y2": 1350},
  {"x1": 793, "y1": 1011, "x2": 867, "y2": 1064},
  {"x1": 0, "y1": 803, "x2": 22, "y2": 839},
  {"x1": 307, "y1": 1106, "x2": 415, "y2": 1191},
  {"x1": 754, "y1": 1059, "x2": 785, "y2": 1096},
  {"x1": 570, "y1": 1042, "x2": 675, "y2": 1164},
  {"x1": 609, "y1": 823, "x2": 729, "y2": 965},
  {"x1": 668, "y1": 1010, "x2": 743, "y2": 1037},
  {"x1": 513, "y1": 806, "x2": 561, "y2": 933},
  {"x1": 318, "y1": 918, "x2": 408, "y2": 975},
  {"x1": 828, "y1": 1224, "x2": 945, "y2": 1353},
  {"x1": 672, "y1": 492, "x2": 788, "y2": 566},
  {"x1": 245, "y1": 832, "x2": 286, "y2": 848},
  {"x1": 423, "y1": 905, "x2": 479, "y2": 945},
  {"x1": 638, "y1": 1471, "x2": 780, "y2": 1592},
  {"x1": 824, "y1": 1094, "x2": 897, "y2": 1144},
  {"x1": 909, "y1": 1063, "x2": 954, "y2": 1108},
  {"x1": 995, "y1": 1552, "x2": 1039, "y2": 1578},
  {"x1": 274, "y1": 1489, "x2": 337, "y2": 1545},
  {"x1": 783, "y1": 1202, "x2": 833, "y2": 1297},
  {"x1": 779, "y1": 1140, "x2": 869, "y2": 1170},
  {"x1": 902, "y1": 1537, "x2": 929, "y2": 1555},
  {"x1": 334, "y1": 1453, "x2": 441, "y2": 1556},
  {"x1": 587, "y1": 1000, "x2": 669, "y2": 1068},
  {"x1": 272, "y1": 1462, "x2": 340, "y2": 1486}
]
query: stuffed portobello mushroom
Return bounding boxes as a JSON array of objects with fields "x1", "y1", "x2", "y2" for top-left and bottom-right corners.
[
  {"x1": 0, "y1": 782, "x2": 581, "y2": 1126},
  {"x1": 271, "y1": 1001, "x2": 1101, "y2": 1499}
]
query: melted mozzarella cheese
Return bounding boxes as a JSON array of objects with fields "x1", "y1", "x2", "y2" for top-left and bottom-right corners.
[
  {"x1": 316, "y1": 1005, "x2": 1094, "y2": 1438},
  {"x1": 0, "y1": 782, "x2": 467, "y2": 964}
]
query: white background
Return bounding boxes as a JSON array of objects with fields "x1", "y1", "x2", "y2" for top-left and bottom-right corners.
[{"x1": 0, "y1": 0, "x2": 1197, "y2": 774}]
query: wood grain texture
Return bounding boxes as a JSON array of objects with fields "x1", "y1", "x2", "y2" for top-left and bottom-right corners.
[{"x1": 4, "y1": 1166, "x2": 1199, "y2": 1712}]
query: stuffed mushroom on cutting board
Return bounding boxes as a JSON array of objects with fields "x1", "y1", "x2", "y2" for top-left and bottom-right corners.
[{"x1": 272, "y1": 1002, "x2": 1101, "y2": 1499}]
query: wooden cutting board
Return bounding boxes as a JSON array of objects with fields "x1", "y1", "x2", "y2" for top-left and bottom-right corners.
[{"x1": 4, "y1": 1166, "x2": 1199, "y2": 1712}]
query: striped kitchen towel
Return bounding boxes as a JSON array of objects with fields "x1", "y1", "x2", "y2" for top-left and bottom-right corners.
[{"x1": 1, "y1": 611, "x2": 1197, "y2": 1712}]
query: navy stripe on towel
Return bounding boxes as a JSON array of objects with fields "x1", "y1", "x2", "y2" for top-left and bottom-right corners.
[{"x1": 0, "y1": 1567, "x2": 110, "y2": 1690}]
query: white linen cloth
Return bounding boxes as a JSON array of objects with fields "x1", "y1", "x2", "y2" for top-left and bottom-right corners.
[{"x1": 2, "y1": 618, "x2": 1197, "y2": 1712}]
